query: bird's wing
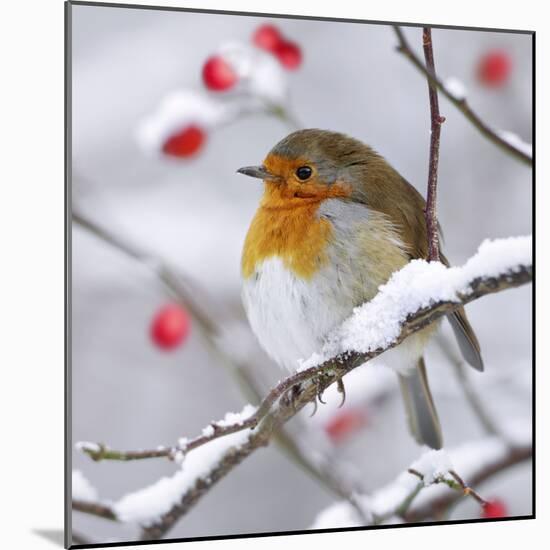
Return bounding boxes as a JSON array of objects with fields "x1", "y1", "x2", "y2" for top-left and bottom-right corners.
[{"x1": 357, "y1": 164, "x2": 484, "y2": 371}]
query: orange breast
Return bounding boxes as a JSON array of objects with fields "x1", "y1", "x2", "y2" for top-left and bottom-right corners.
[{"x1": 242, "y1": 198, "x2": 333, "y2": 280}]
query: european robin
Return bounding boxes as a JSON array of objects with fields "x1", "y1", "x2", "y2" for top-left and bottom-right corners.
[{"x1": 238, "y1": 129, "x2": 483, "y2": 450}]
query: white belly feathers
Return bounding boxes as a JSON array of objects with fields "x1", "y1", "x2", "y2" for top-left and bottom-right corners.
[{"x1": 242, "y1": 257, "x2": 352, "y2": 371}]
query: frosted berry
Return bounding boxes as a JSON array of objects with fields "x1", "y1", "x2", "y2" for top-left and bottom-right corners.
[
  {"x1": 202, "y1": 55, "x2": 238, "y2": 91},
  {"x1": 482, "y1": 499, "x2": 508, "y2": 519},
  {"x1": 477, "y1": 50, "x2": 512, "y2": 87},
  {"x1": 274, "y1": 41, "x2": 302, "y2": 70},
  {"x1": 150, "y1": 304, "x2": 190, "y2": 350},
  {"x1": 162, "y1": 125, "x2": 205, "y2": 158},
  {"x1": 324, "y1": 408, "x2": 367, "y2": 444},
  {"x1": 253, "y1": 24, "x2": 282, "y2": 52}
]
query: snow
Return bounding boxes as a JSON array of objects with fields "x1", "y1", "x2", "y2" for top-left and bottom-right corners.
[
  {"x1": 409, "y1": 449, "x2": 453, "y2": 485},
  {"x1": 310, "y1": 500, "x2": 362, "y2": 529},
  {"x1": 113, "y1": 428, "x2": 252, "y2": 524},
  {"x1": 215, "y1": 403, "x2": 257, "y2": 427},
  {"x1": 200, "y1": 404, "x2": 256, "y2": 436},
  {"x1": 299, "y1": 235, "x2": 531, "y2": 370},
  {"x1": 75, "y1": 441, "x2": 101, "y2": 454},
  {"x1": 72, "y1": 470, "x2": 99, "y2": 503},
  {"x1": 218, "y1": 41, "x2": 289, "y2": 104},
  {"x1": 444, "y1": 77, "x2": 467, "y2": 100},
  {"x1": 497, "y1": 130, "x2": 533, "y2": 158},
  {"x1": 135, "y1": 89, "x2": 233, "y2": 154}
]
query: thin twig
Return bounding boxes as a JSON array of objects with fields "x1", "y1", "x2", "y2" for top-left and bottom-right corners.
[
  {"x1": 393, "y1": 26, "x2": 532, "y2": 166},
  {"x1": 434, "y1": 332, "x2": 501, "y2": 436},
  {"x1": 72, "y1": 499, "x2": 118, "y2": 522},
  {"x1": 449, "y1": 469, "x2": 489, "y2": 506},
  {"x1": 422, "y1": 27, "x2": 444, "y2": 262},
  {"x1": 407, "y1": 467, "x2": 488, "y2": 509}
]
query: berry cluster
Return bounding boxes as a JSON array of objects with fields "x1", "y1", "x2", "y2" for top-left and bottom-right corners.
[{"x1": 137, "y1": 23, "x2": 302, "y2": 164}]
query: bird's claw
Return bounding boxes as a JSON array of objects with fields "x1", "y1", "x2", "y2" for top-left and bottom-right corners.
[
  {"x1": 336, "y1": 377, "x2": 346, "y2": 408},
  {"x1": 315, "y1": 377, "x2": 327, "y2": 404}
]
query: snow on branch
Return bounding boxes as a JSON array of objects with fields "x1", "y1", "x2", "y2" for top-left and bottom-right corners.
[
  {"x1": 74, "y1": 235, "x2": 532, "y2": 540},
  {"x1": 393, "y1": 26, "x2": 532, "y2": 166},
  {"x1": 311, "y1": 437, "x2": 532, "y2": 529}
]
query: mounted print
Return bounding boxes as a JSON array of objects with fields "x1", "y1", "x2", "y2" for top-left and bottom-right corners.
[{"x1": 66, "y1": 1, "x2": 534, "y2": 547}]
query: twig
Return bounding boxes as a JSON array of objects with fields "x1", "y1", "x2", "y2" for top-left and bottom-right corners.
[
  {"x1": 422, "y1": 27, "x2": 444, "y2": 262},
  {"x1": 434, "y1": 332, "x2": 501, "y2": 436},
  {"x1": 448, "y1": 469, "x2": 489, "y2": 506},
  {"x1": 393, "y1": 26, "x2": 532, "y2": 166},
  {"x1": 407, "y1": 467, "x2": 488, "y2": 508},
  {"x1": 72, "y1": 499, "x2": 118, "y2": 522},
  {"x1": 72, "y1": 207, "x2": 220, "y2": 337}
]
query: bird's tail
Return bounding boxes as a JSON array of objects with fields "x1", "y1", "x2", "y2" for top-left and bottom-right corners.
[{"x1": 398, "y1": 357, "x2": 443, "y2": 450}]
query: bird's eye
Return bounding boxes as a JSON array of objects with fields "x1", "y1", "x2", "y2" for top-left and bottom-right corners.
[{"x1": 295, "y1": 166, "x2": 313, "y2": 181}]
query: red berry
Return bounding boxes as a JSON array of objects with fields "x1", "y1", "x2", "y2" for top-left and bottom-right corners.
[
  {"x1": 253, "y1": 24, "x2": 283, "y2": 52},
  {"x1": 202, "y1": 55, "x2": 238, "y2": 91},
  {"x1": 477, "y1": 50, "x2": 512, "y2": 87},
  {"x1": 162, "y1": 125, "x2": 205, "y2": 158},
  {"x1": 274, "y1": 40, "x2": 302, "y2": 70},
  {"x1": 150, "y1": 304, "x2": 190, "y2": 350},
  {"x1": 481, "y1": 499, "x2": 508, "y2": 519},
  {"x1": 324, "y1": 408, "x2": 367, "y2": 444}
]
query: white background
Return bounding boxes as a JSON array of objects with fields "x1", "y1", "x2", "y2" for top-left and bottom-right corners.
[{"x1": 0, "y1": 0, "x2": 545, "y2": 549}]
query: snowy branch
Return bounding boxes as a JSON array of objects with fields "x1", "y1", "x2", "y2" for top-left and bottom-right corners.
[
  {"x1": 393, "y1": 26, "x2": 532, "y2": 166},
  {"x1": 74, "y1": 235, "x2": 532, "y2": 539},
  {"x1": 422, "y1": 27, "x2": 444, "y2": 262},
  {"x1": 311, "y1": 440, "x2": 531, "y2": 529}
]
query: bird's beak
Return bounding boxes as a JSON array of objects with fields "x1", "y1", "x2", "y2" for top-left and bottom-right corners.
[{"x1": 237, "y1": 165, "x2": 280, "y2": 182}]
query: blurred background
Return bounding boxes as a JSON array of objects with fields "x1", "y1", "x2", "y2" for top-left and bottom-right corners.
[{"x1": 70, "y1": 3, "x2": 532, "y2": 544}]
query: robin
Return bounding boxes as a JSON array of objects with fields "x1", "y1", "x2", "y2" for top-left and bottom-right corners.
[{"x1": 237, "y1": 129, "x2": 483, "y2": 450}]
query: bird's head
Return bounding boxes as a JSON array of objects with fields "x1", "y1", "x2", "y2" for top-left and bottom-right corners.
[{"x1": 237, "y1": 129, "x2": 386, "y2": 207}]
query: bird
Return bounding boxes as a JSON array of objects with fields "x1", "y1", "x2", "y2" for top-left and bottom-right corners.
[{"x1": 237, "y1": 129, "x2": 483, "y2": 450}]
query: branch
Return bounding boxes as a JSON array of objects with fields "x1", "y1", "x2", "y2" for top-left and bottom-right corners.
[
  {"x1": 78, "y1": 244, "x2": 532, "y2": 463},
  {"x1": 74, "y1": 237, "x2": 531, "y2": 539},
  {"x1": 422, "y1": 27, "x2": 444, "y2": 262},
  {"x1": 393, "y1": 26, "x2": 532, "y2": 166}
]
